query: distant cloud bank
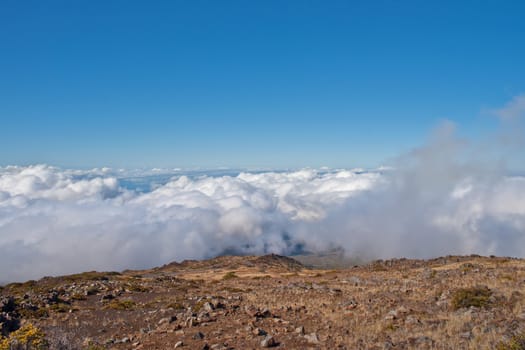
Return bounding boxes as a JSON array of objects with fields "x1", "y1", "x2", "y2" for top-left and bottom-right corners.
[{"x1": 1, "y1": 150, "x2": 525, "y2": 282}]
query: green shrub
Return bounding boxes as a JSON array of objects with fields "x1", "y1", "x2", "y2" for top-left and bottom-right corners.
[
  {"x1": 50, "y1": 303, "x2": 71, "y2": 313},
  {"x1": 252, "y1": 275, "x2": 272, "y2": 280},
  {"x1": 192, "y1": 300, "x2": 207, "y2": 312},
  {"x1": 127, "y1": 283, "x2": 150, "y2": 292},
  {"x1": 166, "y1": 302, "x2": 185, "y2": 310},
  {"x1": 18, "y1": 307, "x2": 49, "y2": 319},
  {"x1": 104, "y1": 299, "x2": 136, "y2": 310},
  {"x1": 85, "y1": 345, "x2": 105, "y2": 350},
  {"x1": 497, "y1": 333, "x2": 525, "y2": 350},
  {"x1": 71, "y1": 293, "x2": 87, "y2": 301},
  {"x1": 64, "y1": 271, "x2": 120, "y2": 282},
  {"x1": 222, "y1": 287, "x2": 248, "y2": 293},
  {"x1": 451, "y1": 286, "x2": 492, "y2": 310},
  {"x1": 222, "y1": 272, "x2": 238, "y2": 280}
]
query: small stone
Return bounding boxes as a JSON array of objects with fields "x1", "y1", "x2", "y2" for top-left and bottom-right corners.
[
  {"x1": 174, "y1": 341, "x2": 184, "y2": 348},
  {"x1": 186, "y1": 317, "x2": 197, "y2": 327},
  {"x1": 211, "y1": 299, "x2": 225, "y2": 309},
  {"x1": 245, "y1": 305, "x2": 259, "y2": 317},
  {"x1": 253, "y1": 328, "x2": 267, "y2": 336},
  {"x1": 460, "y1": 331, "x2": 472, "y2": 340},
  {"x1": 396, "y1": 306, "x2": 409, "y2": 314},
  {"x1": 211, "y1": 344, "x2": 227, "y2": 350},
  {"x1": 259, "y1": 308, "x2": 272, "y2": 318},
  {"x1": 383, "y1": 340, "x2": 394, "y2": 350},
  {"x1": 193, "y1": 331, "x2": 205, "y2": 340},
  {"x1": 385, "y1": 310, "x2": 398, "y2": 320},
  {"x1": 158, "y1": 317, "x2": 170, "y2": 325},
  {"x1": 347, "y1": 276, "x2": 361, "y2": 286},
  {"x1": 203, "y1": 302, "x2": 214, "y2": 312},
  {"x1": 304, "y1": 332, "x2": 320, "y2": 344},
  {"x1": 101, "y1": 293, "x2": 114, "y2": 301},
  {"x1": 405, "y1": 315, "x2": 421, "y2": 325},
  {"x1": 341, "y1": 299, "x2": 358, "y2": 310},
  {"x1": 261, "y1": 335, "x2": 277, "y2": 347},
  {"x1": 412, "y1": 336, "x2": 433, "y2": 345},
  {"x1": 295, "y1": 326, "x2": 305, "y2": 335}
]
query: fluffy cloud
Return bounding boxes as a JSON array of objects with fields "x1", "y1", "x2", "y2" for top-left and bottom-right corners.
[
  {"x1": 1, "y1": 150, "x2": 525, "y2": 283},
  {"x1": 0, "y1": 164, "x2": 119, "y2": 202},
  {"x1": 0, "y1": 165, "x2": 380, "y2": 282}
]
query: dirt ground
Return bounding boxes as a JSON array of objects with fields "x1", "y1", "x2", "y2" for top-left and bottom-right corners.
[{"x1": 2, "y1": 254, "x2": 525, "y2": 349}]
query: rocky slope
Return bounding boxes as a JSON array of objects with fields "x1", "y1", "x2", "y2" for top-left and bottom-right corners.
[{"x1": 1, "y1": 254, "x2": 525, "y2": 349}]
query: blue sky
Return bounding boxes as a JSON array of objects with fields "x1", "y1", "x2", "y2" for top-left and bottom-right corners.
[{"x1": 1, "y1": 1, "x2": 524, "y2": 169}]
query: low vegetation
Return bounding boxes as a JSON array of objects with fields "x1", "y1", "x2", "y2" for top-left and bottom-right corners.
[
  {"x1": 0, "y1": 324, "x2": 48, "y2": 350},
  {"x1": 63, "y1": 271, "x2": 120, "y2": 282},
  {"x1": 451, "y1": 286, "x2": 492, "y2": 310},
  {"x1": 497, "y1": 333, "x2": 525, "y2": 350},
  {"x1": 222, "y1": 271, "x2": 238, "y2": 280}
]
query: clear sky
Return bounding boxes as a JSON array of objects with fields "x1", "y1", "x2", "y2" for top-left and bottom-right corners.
[{"x1": 1, "y1": 1, "x2": 524, "y2": 169}]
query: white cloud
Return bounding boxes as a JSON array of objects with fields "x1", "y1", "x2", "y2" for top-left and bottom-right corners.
[
  {"x1": 1, "y1": 119, "x2": 525, "y2": 282},
  {"x1": 492, "y1": 93, "x2": 525, "y2": 120},
  {"x1": 0, "y1": 166, "x2": 379, "y2": 282},
  {"x1": 0, "y1": 165, "x2": 120, "y2": 201}
]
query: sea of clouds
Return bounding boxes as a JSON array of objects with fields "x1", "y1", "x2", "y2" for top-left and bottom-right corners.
[
  {"x1": 0, "y1": 164, "x2": 385, "y2": 282},
  {"x1": 1, "y1": 96, "x2": 525, "y2": 283}
]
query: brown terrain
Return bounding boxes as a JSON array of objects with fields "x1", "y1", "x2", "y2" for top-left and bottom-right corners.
[{"x1": 1, "y1": 254, "x2": 525, "y2": 349}]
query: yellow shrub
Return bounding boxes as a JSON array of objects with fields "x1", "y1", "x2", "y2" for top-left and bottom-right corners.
[{"x1": 0, "y1": 323, "x2": 48, "y2": 350}]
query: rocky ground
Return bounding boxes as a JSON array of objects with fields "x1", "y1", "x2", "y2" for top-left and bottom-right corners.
[{"x1": 1, "y1": 254, "x2": 525, "y2": 349}]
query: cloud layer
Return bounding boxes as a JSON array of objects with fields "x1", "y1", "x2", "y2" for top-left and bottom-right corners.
[
  {"x1": 1, "y1": 141, "x2": 525, "y2": 283},
  {"x1": 2, "y1": 93, "x2": 525, "y2": 283},
  {"x1": 0, "y1": 165, "x2": 381, "y2": 282}
]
